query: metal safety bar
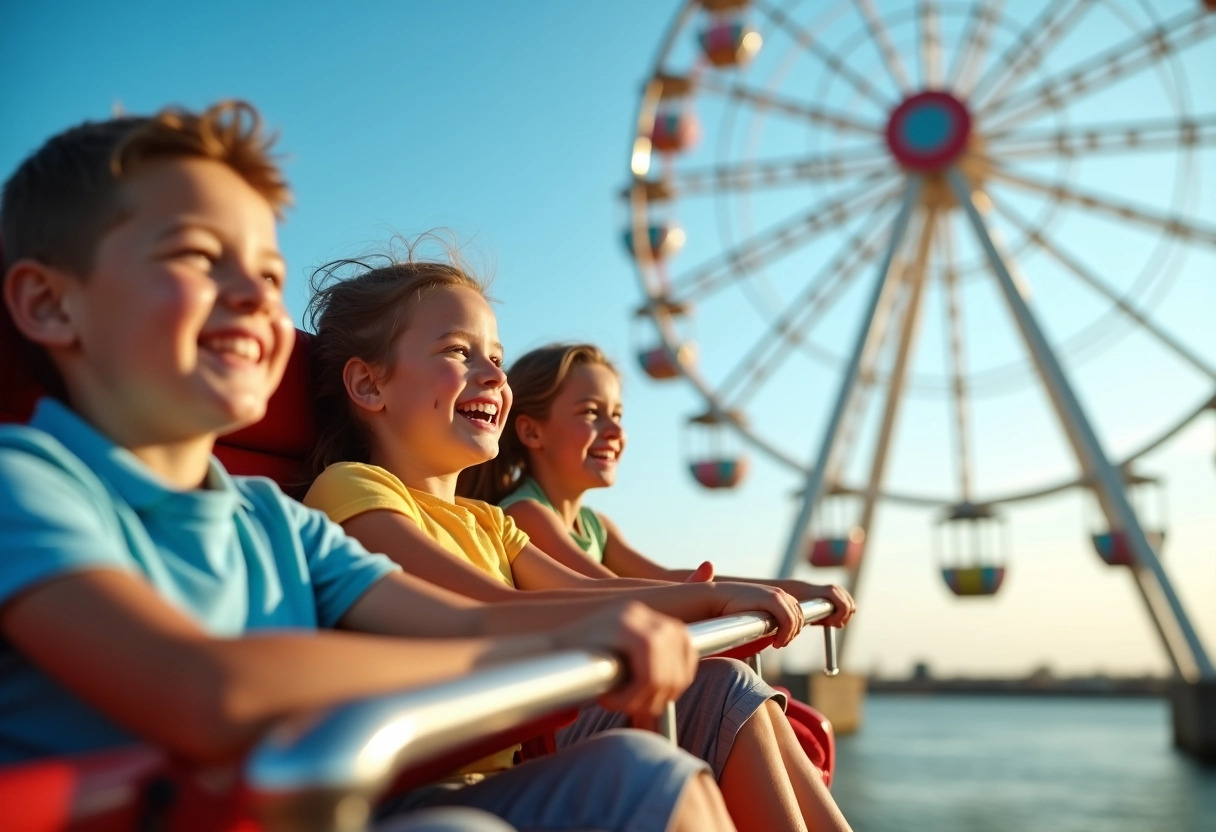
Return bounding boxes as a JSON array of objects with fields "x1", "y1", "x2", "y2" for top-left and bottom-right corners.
[{"x1": 245, "y1": 598, "x2": 837, "y2": 832}]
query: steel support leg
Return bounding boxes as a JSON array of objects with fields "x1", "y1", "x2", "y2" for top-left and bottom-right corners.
[{"x1": 947, "y1": 166, "x2": 1215, "y2": 682}]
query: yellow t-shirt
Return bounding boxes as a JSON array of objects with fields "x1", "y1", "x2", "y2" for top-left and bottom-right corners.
[
  {"x1": 303, "y1": 461, "x2": 530, "y2": 776},
  {"x1": 305, "y1": 462, "x2": 529, "y2": 588}
]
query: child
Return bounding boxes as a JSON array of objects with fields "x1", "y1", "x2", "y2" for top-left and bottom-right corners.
[
  {"x1": 0, "y1": 102, "x2": 739, "y2": 832},
  {"x1": 463, "y1": 342, "x2": 857, "y2": 612},
  {"x1": 303, "y1": 251, "x2": 853, "y2": 832}
]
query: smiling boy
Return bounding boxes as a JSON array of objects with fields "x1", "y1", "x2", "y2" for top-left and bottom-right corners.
[{"x1": 0, "y1": 102, "x2": 735, "y2": 832}]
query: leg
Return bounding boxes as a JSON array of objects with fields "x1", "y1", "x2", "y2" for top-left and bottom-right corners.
[
  {"x1": 766, "y1": 700, "x2": 852, "y2": 832},
  {"x1": 670, "y1": 771, "x2": 737, "y2": 832},
  {"x1": 719, "y1": 700, "x2": 807, "y2": 832},
  {"x1": 556, "y1": 657, "x2": 785, "y2": 778},
  {"x1": 406, "y1": 729, "x2": 724, "y2": 832},
  {"x1": 558, "y1": 658, "x2": 852, "y2": 832},
  {"x1": 375, "y1": 807, "x2": 517, "y2": 831}
]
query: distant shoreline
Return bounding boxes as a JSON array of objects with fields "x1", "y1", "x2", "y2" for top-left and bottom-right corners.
[
  {"x1": 865, "y1": 678, "x2": 1169, "y2": 698},
  {"x1": 778, "y1": 673, "x2": 1172, "y2": 700}
]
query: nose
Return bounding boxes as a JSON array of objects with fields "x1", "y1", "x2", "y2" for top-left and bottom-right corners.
[
  {"x1": 220, "y1": 258, "x2": 279, "y2": 313},
  {"x1": 478, "y1": 356, "x2": 508, "y2": 388},
  {"x1": 601, "y1": 416, "x2": 624, "y2": 440}
]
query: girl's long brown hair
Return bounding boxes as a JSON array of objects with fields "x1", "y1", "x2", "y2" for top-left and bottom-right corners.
[
  {"x1": 306, "y1": 242, "x2": 486, "y2": 479},
  {"x1": 458, "y1": 343, "x2": 617, "y2": 504}
]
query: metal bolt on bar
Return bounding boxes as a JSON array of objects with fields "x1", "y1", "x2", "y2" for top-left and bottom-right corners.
[
  {"x1": 246, "y1": 598, "x2": 837, "y2": 832},
  {"x1": 823, "y1": 627, "x2": 840, "y2": 677},
  {"x1": 657, "y1": 701, "x2": 679, "y2": 746}
]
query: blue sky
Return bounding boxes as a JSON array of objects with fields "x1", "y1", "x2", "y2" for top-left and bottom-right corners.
[{"x1": 3, "y1": 0, "x2": 1213, "y2": 678}]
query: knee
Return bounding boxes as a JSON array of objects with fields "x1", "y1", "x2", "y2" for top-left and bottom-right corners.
[
  {"x1": 698, "y1": 656, "x2": 756, "y2": 684},
  {"x1": 375, "y1": 807, "x2": 516, "y2": 832},
  {"x1": 579, "y1": 727, "x2": 685, "y2": 768}
]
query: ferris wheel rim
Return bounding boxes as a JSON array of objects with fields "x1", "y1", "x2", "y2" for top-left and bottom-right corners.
[{"x1": 648, "y1": 1, "x2": 1205, "y2": 401}]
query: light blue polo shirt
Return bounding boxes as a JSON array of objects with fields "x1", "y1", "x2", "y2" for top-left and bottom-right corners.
[{"x1": 0, "y1": 398, "x2": 399, "y2": 763}]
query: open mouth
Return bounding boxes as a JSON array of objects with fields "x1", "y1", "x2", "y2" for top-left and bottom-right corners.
[
  {"x1": 199, "y1": 334, "x2": 265, "y2": 366},
  {"x1": 455, "y1": 401, "x2": 500, "y2": 427},
  {"x1": 588, "y1": 448, "x2": 618, "y2": 462}
]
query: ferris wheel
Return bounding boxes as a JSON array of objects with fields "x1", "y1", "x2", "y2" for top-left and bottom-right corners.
[{"x1": 621, "y1": 0, "x2": 1216, "y2": 681}]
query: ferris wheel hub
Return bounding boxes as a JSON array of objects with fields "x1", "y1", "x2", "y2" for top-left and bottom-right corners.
[{"x1": 886, "y1": 91, "x2": 972, "y2": 173}]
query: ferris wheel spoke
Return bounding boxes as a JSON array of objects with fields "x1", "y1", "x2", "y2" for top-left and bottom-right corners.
[
  {"x1": 852, "y1": 0, "x2": 913, "y2": 96},
  {"x1": 947, "y1": 0, "x2": 1003, "y2": 97},
  {"x1": 969, "y1": 0, "x2": 1097, "y2": 110},
  {"x1": 846, "y1": 204, "x2": 938, "y2": 534},
  {"x1": 919, "y1": 0, "x2": 943, "y2": 90},
  {"x1": 755, "y1": 0, "x2": 894, "y2": 112},
  {"x1": 986, "y1": 161, "x2": 1216, "y2": 248},
  {"x1": 985, "y1": 114, "x2": 1216, "y2": 158},
  {"x1": 667, "y1": 171, "x2": 896, "y2": 306},
  {"x1": 775, "y1": 176, "x2": 923, "y2": 579},
  {"x1": 934, "y1": 219, "x2": 975, "y2": 503},
  {"x1": 992, "y1": 198, "x2": 1216, "y2": 383},
  {"x1": 671, "y1": 147, "x2": 891, "y2": 197},
  {"x1": 981, "y1": 8, "x2": 1216, "y2": 133},
  {"x1": 717, "y1": 209, "x2": 897, "y2": 410},
  {"x1": 827, "y1": 230, "x2": 924, "y2": 486},
  {"x1": 698, "y1": 76, "x2": 885, "y2": 138}
]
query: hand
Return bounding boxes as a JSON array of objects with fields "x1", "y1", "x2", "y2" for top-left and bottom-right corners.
[
  {"x1": 715, "y1": 583, "x2": 804, "y2": 647},
  {"x1": 783, "y1": 581, "x2": 856, "y2": 628},
  {"x1": 683, "y1": 561, "x2": 715, "y2": 583},
  {"x1": 555, "y1": 601, "x2": 697, "y2": 723}
]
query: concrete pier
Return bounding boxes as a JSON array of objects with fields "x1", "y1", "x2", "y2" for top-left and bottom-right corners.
[{"x1": 1172, "y1": 680, "x2": 1216, "y2": 763}]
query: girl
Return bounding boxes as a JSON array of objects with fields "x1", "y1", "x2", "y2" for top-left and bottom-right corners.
[
  {"x1": 303, "y1": 251, "x2": 854, "y2": 832},
  {"x1": 461, "y1": 343, "x2": 856, "y2": 611}
]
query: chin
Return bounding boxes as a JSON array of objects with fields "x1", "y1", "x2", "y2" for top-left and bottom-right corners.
[{"x1": 210, "y1": 392, "x2": 271, "y2": 435}]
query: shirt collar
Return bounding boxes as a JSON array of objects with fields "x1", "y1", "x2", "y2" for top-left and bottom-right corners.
[{"x1": 29, "y1": 398, "x2": 252, "y2": 512}]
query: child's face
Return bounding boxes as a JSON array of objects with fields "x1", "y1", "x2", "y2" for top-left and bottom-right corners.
[
  {"x1": 57, "y1": 157, "x2": 293, "y2": 443},
  {"x1": 532, "y1": 362, "x2": 625, "y2": 491},
  {"x1": 378, "y1": 286, "x2": 510, "y2": 476}
]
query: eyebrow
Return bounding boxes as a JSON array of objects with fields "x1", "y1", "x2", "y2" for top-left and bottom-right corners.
[{"x1": 438, "y1": 329, "x2": 504, "y2": 353}]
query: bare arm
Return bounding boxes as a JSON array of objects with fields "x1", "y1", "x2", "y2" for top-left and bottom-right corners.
[
  {"x1": 0, "y1": 570, "x2": 521, "y2": 762},
  {"x1": 342, "y1": 511, "x2": 661, "y2": 605},
  {"x1": 342, "y1": 509, "x2": 807, "y2": 641},
  {"x1": 504, "y1": 499, "x2": 618, "y2": 579},
  {"x1": 601, "y1": 515, "x2": 856, "y2": 628}
]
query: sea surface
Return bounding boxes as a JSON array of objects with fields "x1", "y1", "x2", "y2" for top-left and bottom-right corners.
[{"x1": 829, "y1": 694, "x2": 1216, "y2": 832}]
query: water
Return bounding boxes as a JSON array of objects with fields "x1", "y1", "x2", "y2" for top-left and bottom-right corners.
[{"x1": 830, "y1": 694, "x2": 1216, "y2": 832}]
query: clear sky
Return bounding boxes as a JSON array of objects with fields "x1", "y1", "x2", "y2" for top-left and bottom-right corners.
[{"x1": 2, "y1": 0, "x2": 1213, "y2": 678}]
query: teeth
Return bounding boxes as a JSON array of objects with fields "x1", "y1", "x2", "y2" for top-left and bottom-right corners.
[
  {"x1": 457, "y1": 401, "x2": 498, "y2": 419},
  {"x1": 589, "y1": 449, "x2": 616, "y2": 460},
  {"x1": 202, "y1": 335, "x2": 262, "y2": 363}
]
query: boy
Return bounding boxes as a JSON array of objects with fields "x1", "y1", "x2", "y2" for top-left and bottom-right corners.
[{"x1": 0, "y1": 101, "x2": 735, "y2": 832}]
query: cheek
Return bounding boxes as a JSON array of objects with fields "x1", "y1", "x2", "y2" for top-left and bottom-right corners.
[
  {"x1": 160, "y1": 274, "x2": 220, "y2": 337},
  {"x1": 267, "y1": 316, "x2": 296, "y2": 381}
]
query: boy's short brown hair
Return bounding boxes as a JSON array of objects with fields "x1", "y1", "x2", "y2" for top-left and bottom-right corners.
[
  {"x1": 0, "y1": 100, "x2": 291, "y2": 403},
  {"x1": 1, "y1": 100, "x2": 290, "y2": 277}
]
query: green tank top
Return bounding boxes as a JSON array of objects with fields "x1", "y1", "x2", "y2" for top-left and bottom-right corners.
[{"x1": 498, "y1": 477, "x2": 608, "y2": 563}]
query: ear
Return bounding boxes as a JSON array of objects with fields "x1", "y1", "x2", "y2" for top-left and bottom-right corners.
[
  {"x1": 515, "y1": 413, "x2": 544, "y2": 449},
  {"x1": 3, "y1": 259, "x2": 80, "y2": 349},
  {"x1": 342, "y1": 357, "x2": 386, "y2": 414}
]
